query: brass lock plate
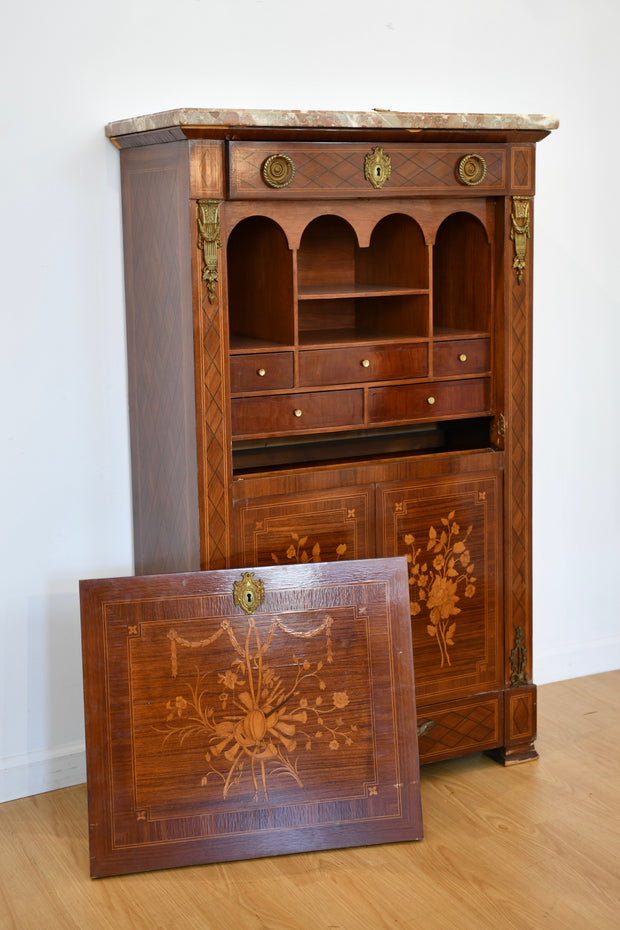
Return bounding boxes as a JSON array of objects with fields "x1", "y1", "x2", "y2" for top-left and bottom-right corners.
[
  {"x1": 232, "y1": 571, "x2": 265, "y2": 614},
  {"x1": 364, "y1": 146, "x2": 392, "y2": 189}
]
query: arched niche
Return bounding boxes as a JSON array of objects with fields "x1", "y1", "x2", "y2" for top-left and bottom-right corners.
[
  {"x1": 227, "y1": 216, "x2": 294, "y2": 347},
  {"x1": 433, "y1": 213, "x2": 491, "y2": 335},
  {"x1": 297, "y1": 215, "x2": 361, "y2": 293},
  {"x1": 359, "y1": 214, "x2": 428, "y2": 290}
]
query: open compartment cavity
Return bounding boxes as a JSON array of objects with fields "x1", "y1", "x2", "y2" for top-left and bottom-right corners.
[
  {"x1": 433, "y1": 212, "x2": 491, "y2": 338},
  {"x1": 297, "y1": 214, "x2": 430, "y2": 345},
  {"x1": 227, "y1": 216, "x2": 294, "y2": 350}
]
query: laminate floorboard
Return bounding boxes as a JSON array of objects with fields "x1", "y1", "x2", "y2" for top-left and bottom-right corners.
[{"x1": 1, "y1": 671, "x2": 619, "y2": 929}]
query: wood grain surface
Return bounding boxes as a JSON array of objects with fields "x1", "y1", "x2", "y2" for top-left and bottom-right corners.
[
  {"x1": 79, "y1": 560, "x2": 422, "y2": 877},
  {"x1": 1, "y1": 671, "x2": 617, "y2": 927}
]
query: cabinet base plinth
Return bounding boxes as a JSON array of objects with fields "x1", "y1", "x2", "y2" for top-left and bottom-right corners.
[{"x1": 485, "y1": 742, "x2": 539, "y2": 766}]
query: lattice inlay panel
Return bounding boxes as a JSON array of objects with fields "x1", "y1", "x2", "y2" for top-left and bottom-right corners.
[{"x1": 229, "y1": 143, "x2": 506, "y2": 198}]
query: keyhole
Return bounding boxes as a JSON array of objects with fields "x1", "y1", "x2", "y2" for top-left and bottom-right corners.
[
  {"x1": 376, "y1": 166, "x2": 382, "y2": 178},
  {"x1": 246, "y1": 592, "x2": 253, "y2": 605}
]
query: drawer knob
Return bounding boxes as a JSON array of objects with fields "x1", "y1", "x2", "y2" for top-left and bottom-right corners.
[
  {"x1": 293, "y1": 408, "x2": 303, "y2": 418},
  {"x1": 361, "y1": 358, "x2": 370, "y2": 368},
  {"x1": 257, "y1": 367, "x2": 266, "y2": 377},
  {"x1": 458, "y1": 353, "x2": 467, "y2": 362},
  {"x1": 427, "y1": 396, "x2": 436, "y2": 405}
]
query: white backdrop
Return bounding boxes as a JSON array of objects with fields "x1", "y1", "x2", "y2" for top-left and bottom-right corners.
[{"x1": 2, "y1": 0, "x2": 619, "y2": 802}]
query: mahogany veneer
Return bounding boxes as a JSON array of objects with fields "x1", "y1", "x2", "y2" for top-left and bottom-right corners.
[
  {"x1": 80, "y1": 559, "x2": 422, "y2": 876},
  {"x1": 107, "y1": 108, "x2": 556, "y2": 766}
]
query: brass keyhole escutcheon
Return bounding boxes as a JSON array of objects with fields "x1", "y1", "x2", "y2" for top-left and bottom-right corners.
[
  {"x1": 232, "y1": 572, "x2": 265, "y2": 615},
  {"x1": 364, "y1": 146, "x2": 392, "y2": 189}
]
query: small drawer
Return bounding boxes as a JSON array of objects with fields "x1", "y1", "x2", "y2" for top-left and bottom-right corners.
[
  {"x1": 299, "y1": 342, "x2": 428, "y2": 387},
  {"x1": 368, "y1": 377, "x2": 490, "y2": 425},
  {"x1": 433, "y1": 338, "x2": 490, "y2": 377},
  {"x1": 417, "y1": 694, "x2": 501, "y2": 764},
  {"x1": 231, "y1": 389, "x2": 363, "y2": 438},
  {"x1": 230, "y1": 352, "x2": 294, "y2": 393},
  {"x1": 228, "y1": 142, "x2": 506, "y2": 199}
]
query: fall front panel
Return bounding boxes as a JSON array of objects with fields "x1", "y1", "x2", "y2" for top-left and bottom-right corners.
[{"x1": 80, "y1": 561, "x2": 421, "y2": 876}]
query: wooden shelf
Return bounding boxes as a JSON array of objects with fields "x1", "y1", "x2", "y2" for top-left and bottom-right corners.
[
  {"x1": 229, "y1": 334, "x2": 294, "y2": 352},
  {"x1": 298, "y1": 328, "x2": 428, "y2": 348},
  {"x1": 298, "y1": 284, "x2": 429, "y2": 300},
  {"x1": 433, "y1": 327, "x2": 491, "y2": 340}
]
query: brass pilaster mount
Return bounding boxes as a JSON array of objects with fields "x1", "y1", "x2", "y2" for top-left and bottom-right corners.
[
  {"x1": 510, "y1": 196, "x2": 531, "y2": 284},
  {"x1": 197, "y1": 199, "x2": 221, "y2": 303},
  {"x1": 509, "y1": 625, "x2": 529, "y2": 687}
]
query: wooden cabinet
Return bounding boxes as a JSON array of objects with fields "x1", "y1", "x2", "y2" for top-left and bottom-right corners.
[{"x1": 107, "y1": 108, "x2": 556, "y2": 765}]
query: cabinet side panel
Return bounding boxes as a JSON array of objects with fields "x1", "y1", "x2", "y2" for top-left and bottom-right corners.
[{"x1": 121, "y1": 143, "x2": 200, "y2": 573}]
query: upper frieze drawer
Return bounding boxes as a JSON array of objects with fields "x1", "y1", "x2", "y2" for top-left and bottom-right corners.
[{"x1": 228, "y1": 142, "x2": 508, "y2": 199}]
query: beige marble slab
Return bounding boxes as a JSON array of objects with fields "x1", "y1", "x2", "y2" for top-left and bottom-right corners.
[{"x1": 106, "y1": 108, "x2": 559, "y2": 138}]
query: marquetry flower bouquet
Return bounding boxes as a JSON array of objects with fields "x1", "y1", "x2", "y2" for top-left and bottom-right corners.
[
  {"x1": 159, "y1": 614, "x2": 357, "y2": 802},
  {"x1": 405, "y1": 511, "x2": 476, "y2": 668}
]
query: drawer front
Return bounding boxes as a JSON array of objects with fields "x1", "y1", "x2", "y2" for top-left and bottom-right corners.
[
  {"x1": 230, "y1": 352, "x2": 294, "y2": 393},
  {"x1": 299, "y1": 342, "x2": 428, "y2": 387},
  {"x1": 417, "y1": 694, "x2": 502, "y2": 764},
  {"x1": 368, "y1": 377, "x2": 490, "y2": 424},
  {"x1": 231, "y1": 389, "x2": 363, "y2": 438},
  {"x1": 229, "y1": 142, "x2": 507, "y2": 199},
  {"x1": 433, "y1": 338, "x2": 490, "y2": 377}
]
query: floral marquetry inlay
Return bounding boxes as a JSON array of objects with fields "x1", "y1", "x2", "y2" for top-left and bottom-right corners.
[
  {"x1": 160, "y1": 612, "x2": 359, "y2": 802},
  {"x1": 271, "y1": 532, "x2": 347, "y2": 565},
  {"x1": 405, "y1": 511, "x2": 477, "y2": 668}
]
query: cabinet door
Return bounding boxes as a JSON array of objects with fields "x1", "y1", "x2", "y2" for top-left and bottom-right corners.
[
  {"x1": 377, "y1": 468, "x2": 503, "y2": 705},
  {"x1": 233, "y1": 485, "x2": 374, "y2": 568}
]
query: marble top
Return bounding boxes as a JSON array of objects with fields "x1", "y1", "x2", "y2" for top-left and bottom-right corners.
[{"x1": 106, "y1": 108, "x2": 559, "y2": 138}]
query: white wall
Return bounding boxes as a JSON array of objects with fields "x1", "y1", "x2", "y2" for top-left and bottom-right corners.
[{"x1": 2, "y1": 0, "x2": 618, "y2": 803}]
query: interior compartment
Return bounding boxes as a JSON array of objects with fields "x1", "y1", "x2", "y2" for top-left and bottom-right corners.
[
  {"x1": 227, "y1": 216, "x2": 294, "y2": 348},
  {"x1": 297, "y1": 214, "x2": 430, "y2": 344},
  {"x1": 433, "y1": 212, "x2": 491, "y2": 336}
]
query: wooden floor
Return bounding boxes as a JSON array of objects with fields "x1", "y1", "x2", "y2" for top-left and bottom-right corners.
[{"x1": 1, "y1": 671, "x2": 619, "y2": 929}]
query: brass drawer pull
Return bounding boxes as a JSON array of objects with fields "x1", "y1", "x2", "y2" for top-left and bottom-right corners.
[
  {"x1": 257, "y1": 367, "x2": 266, "y2": 377},
  {"x1": 417, "y1": 720, "x2": 436, "y2": 738},
  {"x1": 427, "y1": 396, "x2": 436, "y2": 405},
  {"x1": 262, "y1": 154, "x2": 295, "y2": 189},
  {"x1": 361, "y1": 358, "x2": 370, "y2": 368},
  {"x1": 457, "y1": 153, "x2": 487, "y2": 186},
  {"x1": 293, "y1": 408, "x2": 303, "y2": 418},
  {"x1": 458, "y1": 353, "x2": 467, "y2": 363}
]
